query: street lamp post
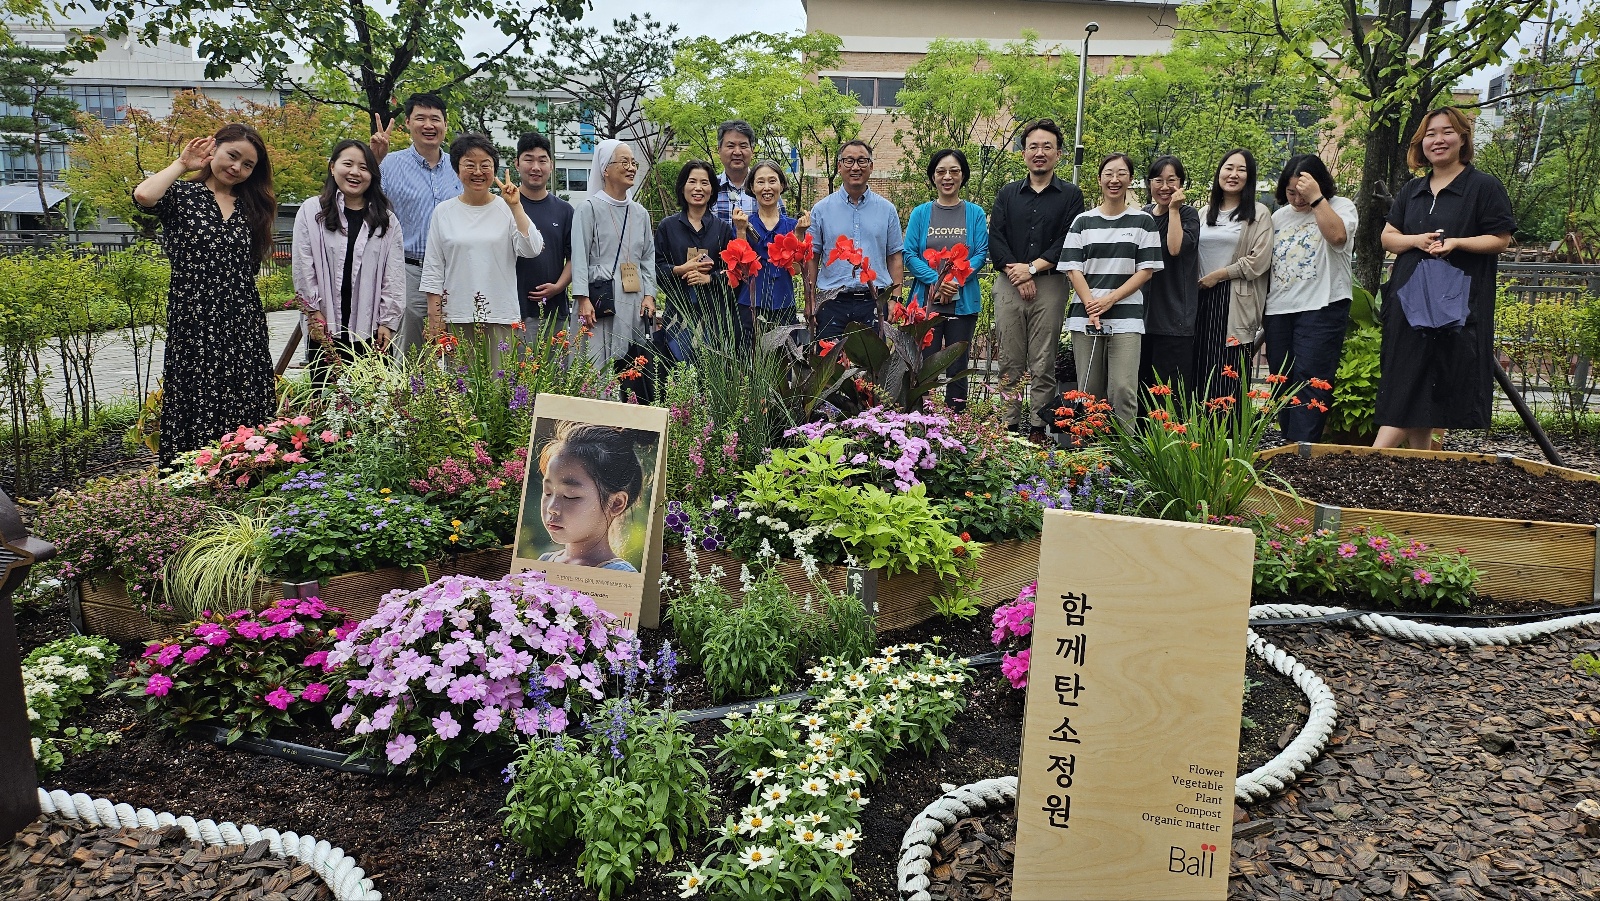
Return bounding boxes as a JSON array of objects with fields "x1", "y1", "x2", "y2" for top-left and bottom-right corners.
[{"x1": 1072, "y1": 21, "x2": 1098, "y2": 185}]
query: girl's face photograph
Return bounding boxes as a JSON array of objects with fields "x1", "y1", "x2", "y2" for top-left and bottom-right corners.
[
  {"x1": 331, "y1": 146, "x2": 372, "y2": 199},
  {"x1": 540, "y1": 451, "x2": 627, "y2": 548}
]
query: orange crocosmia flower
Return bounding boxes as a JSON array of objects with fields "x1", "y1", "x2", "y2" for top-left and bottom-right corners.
[
  {"x1": 1149, "y1": 384, "x2": 1173, "y2": 396},
  {"x1": 1307, "y1": 399, "x2": 1329, "y2": 412},
  {"x1": 1149, "y1": 409, "x2": 1170, "y2": 422},
  {"x1": 1308, "y1": 377, "x2": 1332, "y2": 391},
  {"x1": 1221, "y1": 364, "x2": 1240, "y2": 380},
  {"x1": 1265, "y1": 373, "x2": 1289, "y2": 385},
  {"x1": 511, "y1": 321, "x2": 525, "y2": 331},
  {"x1": 1288, "y1": 396, "x2": 1303, "y2": 405}
]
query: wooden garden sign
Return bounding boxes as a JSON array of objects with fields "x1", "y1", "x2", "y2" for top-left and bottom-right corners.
[
  {"x1": 511, "y1": 394, "x2": 670, "y2": 630},
  {"x1": 1012, "y1": 509, "x2": 1253, "y2": 900}
]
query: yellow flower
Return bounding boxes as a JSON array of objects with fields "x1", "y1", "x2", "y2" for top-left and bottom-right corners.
[
  {"x1": 451, "y1": 519, "x2": 462, "y2": 529},
  {"x1": 379, "y1": 487, "x2": 391, "y2": 494},
  {"x1": 449, "y1": 534, "x2": 460, "y2": 543}
]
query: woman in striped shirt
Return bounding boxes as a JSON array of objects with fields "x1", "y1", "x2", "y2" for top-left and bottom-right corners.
[{"x1": 1061, "y1": 152, "x2": 1165, "y2": 428}]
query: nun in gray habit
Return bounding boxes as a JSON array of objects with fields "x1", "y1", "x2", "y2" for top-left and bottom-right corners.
[{"x1": 571, "y1": 138, "x2": 658, "y2": 368}]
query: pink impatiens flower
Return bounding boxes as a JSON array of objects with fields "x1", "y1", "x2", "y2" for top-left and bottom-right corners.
[
  {"x1": 265, "y1": 687, "x2": 295, "y2": 711},
  {"x1": 385, "y1": 733, "x2": 417, "y2": 765},
  {"x1": 182, "y1": 645, "x2": 210, "y2": 665},
  {"x1": 300, "y1": 683, "x2": 331, "y2": 703},
  {"x1": 1000, "y1": 650, "x2": 1031, "y2": 690},
  {"x1": 144, "y1": 673, "x2": 173, "y2": 696},
  {"x1": 473, "y1": 706, "x2": 503, "y2": 734},
  {"x1": 432, "y1": 711, "x2": 462, "y2": 740}
]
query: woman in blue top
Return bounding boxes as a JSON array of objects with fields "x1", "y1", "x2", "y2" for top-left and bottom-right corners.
[
  {"x1": 732, "y1": 159, "x2": 809, "y2": 347},
  {"x1": 903, "y1": 148, "x2": 990, "y2": 411}
]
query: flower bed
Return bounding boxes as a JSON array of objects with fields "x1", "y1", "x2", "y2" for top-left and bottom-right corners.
[{"x1": 1249, "y1": 445, "x2": 1600, "y2": 605}]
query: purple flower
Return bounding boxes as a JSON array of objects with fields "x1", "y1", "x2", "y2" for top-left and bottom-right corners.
[
  {"x1": 182, "y1": 645, "x2": 210, "y2": 665},
  {"x1": 155, "y1": 644, "x2": 182, "y2": 667},
  {"x1": 433, "y1": 711, "x2": 462, "y2": 740},
  {"x1": 300, "y1": 683, "x2": 331, "y2": 703},
  {"x1": 474, "y1": 706, "x2": 503, "y2": 733},
  {"x1": 386, "y1": 733, "x2": 418, "y2": 765}
]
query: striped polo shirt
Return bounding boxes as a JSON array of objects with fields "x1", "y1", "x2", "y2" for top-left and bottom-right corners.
[{"x1": 1060, "y1": 207, "x2": 1164, "y2": 335}]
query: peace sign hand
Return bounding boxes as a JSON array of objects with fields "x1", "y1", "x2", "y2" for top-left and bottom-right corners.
[
  {"x1": 178, "y1": 136, "x2": 214, "y2": 172},
  {"x1": 495, "y1": 169, "x2": 520, "y2": 206},
  {"x1": 370, "y1": 118, "x2": 394, "y2": 163}
]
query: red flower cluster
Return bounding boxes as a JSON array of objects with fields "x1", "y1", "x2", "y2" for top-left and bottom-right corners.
[
  {"x1": 1053, "y1": 390, "x2": 1115, "y2": 440},
  {"x1": 767, "y1": 231, "x2": 814, "y2": 275},
  {"x1": 923, "y1": 243, "x2": 975, "y2": 289},
  {"x1": 828, "y1": 235, "x2": 877, "y2": 285},
  {"x1": 720, "y1": 239, "x2": 762, "y2": 289}
]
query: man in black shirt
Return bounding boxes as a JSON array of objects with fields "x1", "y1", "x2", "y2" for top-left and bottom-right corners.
[
  {"x1": 514, "y1": 131, "x2": 575, "y2": 336},
  {"x1": 989, "y1": 119, "x2": 1085, "y2": 443}
]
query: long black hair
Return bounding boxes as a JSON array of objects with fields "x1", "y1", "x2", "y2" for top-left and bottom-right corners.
[
  {"x1": 317, "y1": 139, "x2": 392, "y2": 237},
  {"x1": 193, "y1": 122, "x2": 276, "y2": 265},
  {"x1": 1206, "y1": 149, "x2": 1258, "y2": 226}
]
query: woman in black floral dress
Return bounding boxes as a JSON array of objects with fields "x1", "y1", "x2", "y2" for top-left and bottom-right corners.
[{"x1": 134, "y1": 123, "x2": 278, "y2": 466}]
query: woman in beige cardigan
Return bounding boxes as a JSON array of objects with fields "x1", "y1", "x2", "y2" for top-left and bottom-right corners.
[{"x1": 1195, "y1": 149, "x2": 1273, "y2": 400}]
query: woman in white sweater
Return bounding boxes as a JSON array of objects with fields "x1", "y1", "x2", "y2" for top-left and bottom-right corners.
[{"x1": 419, "y1": 132, "x2": 543, "y2": 365}]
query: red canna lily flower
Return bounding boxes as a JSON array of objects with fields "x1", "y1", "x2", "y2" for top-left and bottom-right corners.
[
  {"x1": 859, "y1": 265, "x2": 877, "y2": 286},
  {"x1": 924, "y1": 243, "x2": 975, "y2": 291},
  {"x1": 768, "y1": 231, "x2": 814, "y2": 275},
  {"x1": 720, "y1": 239, "x2": 763, "y2": 289},
  {"x1": 828, "y1": 235, "x2": 865, "y2": 268}
]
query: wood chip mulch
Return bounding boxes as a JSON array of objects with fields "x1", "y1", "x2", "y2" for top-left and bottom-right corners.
[
  {"x1": 1230, "y1": 623, "x2": 1600, "y2": 900},
  {"x1": 924, "y1": 809, "x2": 1016, "y2": 901},
  {"x1": 0, "y1": 819, "x2": 331, "y2": 901}
]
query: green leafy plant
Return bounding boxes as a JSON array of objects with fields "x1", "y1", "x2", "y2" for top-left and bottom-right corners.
[
  {"x1": 1327, "y1": 324, "x2": 1382, "y2": 439},
  {"x1": 1241, "y1": 676, "x2": 1262, "y2": 731},
  {"x1": 258, "y1": 471, "x2": 444, "y2": 580},
  {"x1": 930, "y1": 560, "x2": 983, "y2": 622},
  {"x1": 502, "y1": 700, "x2": 712, "y2": 901},
  {"x1": 23, "y1": 636, "x2": 118, "y2": 776},
  {"x1": 1251, "y1": 521, "x2": 1480, "y2": 608}
]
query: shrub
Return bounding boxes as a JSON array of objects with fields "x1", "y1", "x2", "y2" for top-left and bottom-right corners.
[
  {"x1": 328, "y1": 573, "x2": 648, "y2": 775},
  {"x1": 408, "y1": 441, "x2": 528, "y2": 550},
  {"x1": 24, "y1": 636, "x2": 119, "y2": 775},
  {"x1": 37, "y1": 474, "x2": 215, "y2": 615},
  {"x1": 111, "y1": 597, "x2": 351, "y2": 742},
  {"x1": 259, "y1": 471, "x2": 443, "y2": 580},
  {"x1": 1327, "y1": 324, "x2": 1381, "y2": 437},
  {"x1": 169, "y1": 415, "x2": 344, "y2": 492}
]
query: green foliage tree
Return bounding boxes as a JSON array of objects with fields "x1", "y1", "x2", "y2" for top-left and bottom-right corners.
[
  {"x1": 891, "y1": 33, "x2": 1078, "y2": 204},
  {"x1": 0, "y1": 31, "x2": 102, "y2": 227},
  {"x1": 647, "y1": 31, "x2": 859, "y2": 206},
  {"x1": 1206, "y1": 0, "x2": 1556, "y2": 288},
  {"x1": 78, "y1": 0, "x2": 586, "y2": 129}
]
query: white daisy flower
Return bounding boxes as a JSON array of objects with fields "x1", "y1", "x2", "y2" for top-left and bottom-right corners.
[
  {"x1": 678, "y1": 867, "x2": 706, "y2": 897},
  {"x1": 738, "y1": 846, "x2": 781, "y2": 870},
  {"x1": 792, "y1": 826, "x2": 823, "y2": 845},
  {"x1": 799, "y1": 777, "x2": 829, "y2": 797},
  {"x1": 747, "y1": 767, "x2": 775, "y2": 785},
  {"x1": 761, "y1": 783, "x2": 792, "y2": 806}
]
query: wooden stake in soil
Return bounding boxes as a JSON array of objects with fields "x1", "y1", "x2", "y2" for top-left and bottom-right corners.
[{"x1": 1012, "y1": 510, "x2": 1252, "y2": 901}]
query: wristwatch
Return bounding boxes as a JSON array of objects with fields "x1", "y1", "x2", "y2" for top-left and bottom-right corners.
[
  {"x1": 1027, "y1": 263, "x2": 1038, "y2": 276},
  {"x1": 1309, "y1": 197, "x2": 1324, "y2": 209}
]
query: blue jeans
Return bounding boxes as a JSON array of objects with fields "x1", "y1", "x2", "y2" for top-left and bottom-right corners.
[
  {"x1": 815, "y1": 295, "x2": 878, "y2": 341},
  {"x1": 1263, "y1": 299, "x2": 1349, "y2": 442}
]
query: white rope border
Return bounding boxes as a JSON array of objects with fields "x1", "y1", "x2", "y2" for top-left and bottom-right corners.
[
  {"x1": 36, "y1": 788, "x2": 381, "y2": 901},
  {"x1": 897, "y1": 776, "x2": 1016, "y2": 901},
  {"x1": 1235, "y1": 628, "x2": 1337, "y2": 803},
  {"x1": 1249, "y1": 602, "x2": 1600, "y2": 647}
]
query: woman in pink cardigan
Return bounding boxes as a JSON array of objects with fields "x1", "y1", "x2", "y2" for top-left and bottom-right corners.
[{"x1": 292, "y1": 139, "x2": 406, "y2": 383}]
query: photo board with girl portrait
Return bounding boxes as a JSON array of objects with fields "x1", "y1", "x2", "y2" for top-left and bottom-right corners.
[{"x1": 511, "y1": 394, "x2": 669, "y2": 630}]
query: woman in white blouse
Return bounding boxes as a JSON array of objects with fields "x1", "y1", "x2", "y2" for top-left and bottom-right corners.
[
  {"x1": 1195, "y1": 148, "x2": 1274, "y2": 400},
  {"x1": 419, "y1": 132, "x2": 542, "y2": 366}
]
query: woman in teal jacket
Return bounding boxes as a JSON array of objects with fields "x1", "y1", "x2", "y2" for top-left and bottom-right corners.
[{"x1": 903, "y1": 148, "x2": 990, "y2": 411}]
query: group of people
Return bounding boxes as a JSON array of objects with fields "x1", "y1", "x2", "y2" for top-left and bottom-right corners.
[{"x1": 135, "y1": 94, "x2": 1511, "y2": 468}]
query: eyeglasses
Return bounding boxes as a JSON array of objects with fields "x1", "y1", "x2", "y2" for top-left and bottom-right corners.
[
  {"x1": 839, "y1": 157, "x2": 872, "y2": 169},
  {"x1": 607, "y1": 159, "x2": 640, "y2": 169}
]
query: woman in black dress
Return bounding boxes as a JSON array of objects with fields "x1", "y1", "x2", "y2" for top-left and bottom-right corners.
[
  {"x1": 134, "y1": 123, "x2": 278, "y2": 466},
  {"x1": 1374, "y1": 107, "x2": 1514, "y2": 449}
]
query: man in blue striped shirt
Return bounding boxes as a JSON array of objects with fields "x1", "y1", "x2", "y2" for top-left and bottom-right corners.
[
  {"x1": 372, "y1": 93, "x2": 462, "y2": 354},
  {"x1": 803, "y1": 140, "x2": 903, "y2": 341}
]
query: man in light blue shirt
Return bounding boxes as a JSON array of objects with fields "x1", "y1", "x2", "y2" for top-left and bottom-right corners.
[
  {"x1": 372, "y1": 93, "x2": 462, "y2": 354},
  {"x1": 803, "y1": 140, "x2": 904, "y2": 341}
]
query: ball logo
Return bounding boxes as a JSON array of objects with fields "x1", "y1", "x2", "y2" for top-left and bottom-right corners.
[{"x1": 1169, "y1": 843, "x2": 1218, "y2": 878}]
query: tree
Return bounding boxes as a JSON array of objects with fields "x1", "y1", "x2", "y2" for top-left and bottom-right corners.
[
  {"x1": 78, "y1": 0, "x2": 587, "y2": 129},
  {"x1": 647, "y1": 31, "x2": 860, "y2": 206},
  {"x1": 0, "y1": 32, "x2": 102, "y2": 227},
  {"x1": 1212, "y1": 0, "x2": 1555, "y2": 288},
  {"x1": 64, "y1": 90, "x2": 352, "y2": 234},
  {"x1": 891, "y1": 33, "x2": 1078, "y2": 204}
]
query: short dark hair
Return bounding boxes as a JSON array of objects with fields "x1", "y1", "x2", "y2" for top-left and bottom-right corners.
[
  {"x1": 1206, "y1": 149, "x2": 1259, "y2": 226},
  {"x1": 750, "y1": 159, "x2": 789, "y2": 192},
  {"x1": 926, "y1": 148, "x2": 970, "y2": 187},
  {"x1": 1098, "y1": 152, "x2": 1136, "y2": 177},
  {"x1": 1021, "y1": 119, "x2": 1065, "y2": 149},
  {"x1": 837, "y1": 139, "x2": 873, "y2": 161},
  {"x1": 1147, "y1": 155, "x2": 1186, "y2": 185},
  {"x1": 1275, "y1": 154, "x2": 1337, "y2": 206},
  {"x1": 675, "y1": 159, "x2": 718, "y2": 210},
  {"x1": 718, "y1": 120, "x2": 756, "y2": 148},
  {"x1": 517, "y1": 131, "x2": 553, "y2": 158},
  {"x1": 404, "y1": 93, "x2": 447, "y2": 119},
  {"x1": 448, "y1": 133, "x2": 499, "y2": 173}
]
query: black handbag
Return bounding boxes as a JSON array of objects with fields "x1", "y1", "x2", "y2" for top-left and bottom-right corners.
[{"x1": 588, "y1": 203, "x2": 630, "y2": 319}]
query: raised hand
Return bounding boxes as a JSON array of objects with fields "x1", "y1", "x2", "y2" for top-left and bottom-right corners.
[
  {"x1": 495, "y1": 169, "x2": 521, "y2": 206},
  {"x1": 731, "y1": 205, "x2": 749, "y2": 235},
  {"x1": 796, "y1": 209, "x2": 811, "y2": 232},
  {"x1": 178, "y1": 136, "x2": 214, "y2": 172},
  {"x1": 1170, "y1": 185, "x2": 1187, "y2": 207},
  {"x1": 370, "y1": 118, "x2": 394, "y2": 162}
]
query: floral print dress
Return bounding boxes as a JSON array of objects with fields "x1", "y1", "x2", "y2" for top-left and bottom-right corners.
[{"x1": 148, "y1": 179, "x2": 274, "y2": 466}]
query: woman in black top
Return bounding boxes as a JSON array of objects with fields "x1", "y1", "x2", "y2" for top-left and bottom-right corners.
[
  {"x1": 1374, "y1": 107, "x2": 1514, "y2": 449},
  {"x1": 655, "y1": 160, "x2": 734, "y2": 353},
  {"x1": 133, "y1": 123, "x2": 277, "y2": 467},
  {"x1": 1139, "y1": 154, "x2": 1200, "y2": 399}
]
